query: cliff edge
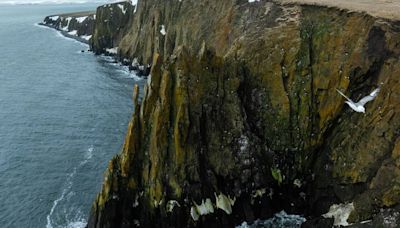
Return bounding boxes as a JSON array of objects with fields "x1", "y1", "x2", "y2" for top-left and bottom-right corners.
[
  {"x1": 84, "y1": 0, "x2": 400, "y2": 227},
  {"x1": 41, "y1": 11, "x2": 96, "y2": 44},
  {"x1": 280, "y1": 0, "x2": 400, "y2": 21}
]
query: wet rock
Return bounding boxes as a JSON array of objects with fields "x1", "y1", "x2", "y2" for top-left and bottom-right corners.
[
  {"x1": 348, "y1": 206, "x2": 400, "y2": 228},
  {"x1": 301, "y1": 216, "x2": 334, "y2": 228}
]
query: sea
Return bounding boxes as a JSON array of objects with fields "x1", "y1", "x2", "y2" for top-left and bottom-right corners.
[{"x1": 0, "y1": 3, "x2": 145, "y2": 228}]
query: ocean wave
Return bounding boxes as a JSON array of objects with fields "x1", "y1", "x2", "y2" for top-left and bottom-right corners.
[
  {"x1": 34, "y1": 23, "x2": 88, "y2": 47},
  {"x1": 84, "y1": 146, "x2": 94, "y2": 161},
  {"x1": 117, "y1": 67, "x2": 142, "y2": 80},
  {"x1": 54, "y1": 31, "x2": 89, "y2": 47},
  {"x1": 237, "y1": 211, "x2": 306, "y2": 228},
  {"x1": 33, "y1": 23, "x2": 52, "y2": 29},
  {"x1": 36, "y1": 23, "x2": 141, "y2": 82},
  {"x1": 98, "y1": 55, "x2": 142, "y2": 80},
  {"x1": 66, "y1": 220, "x2": 87, "y2": 228},
  {"x1": 64, "y1": 209, "x2": 88, "y2": 228},
  {"x1": 46, "y1": 146, "x2": 94, "y2": 228}
]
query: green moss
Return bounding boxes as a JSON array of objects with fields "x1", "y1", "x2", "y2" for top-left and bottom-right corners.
[
  {"x1": 88, "y1": 2, "x2": 400, "y2": 227},
  {"x1": 271, "y1": 167, "x2": 284, "y2": 186}
]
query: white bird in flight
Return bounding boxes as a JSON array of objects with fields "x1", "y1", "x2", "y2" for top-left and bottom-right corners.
[{"x1": 336, "y1": 88, "x2": 380, "y2": 113}]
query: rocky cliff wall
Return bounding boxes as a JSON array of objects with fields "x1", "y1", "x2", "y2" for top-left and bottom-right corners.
[
  {"x1": 88, "y1": 0, "x2": 400, "y2": 227},
  {"x1": 90, "y1": 1, "x2": 136, "y2": 54},
  {"x1": 42, "y1": 11, "x2": 96, "y2": 43}
]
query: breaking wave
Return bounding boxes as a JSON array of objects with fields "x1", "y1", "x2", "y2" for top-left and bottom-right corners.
[{"x1": 46, "y1": 146, "x2": 94, "y2": 228}]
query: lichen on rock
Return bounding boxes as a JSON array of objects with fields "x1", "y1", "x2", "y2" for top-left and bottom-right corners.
[{"x1": 85, "y1": 0, "x2": 400, "y2": 227}]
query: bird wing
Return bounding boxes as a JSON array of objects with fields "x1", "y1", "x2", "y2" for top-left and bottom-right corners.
[
  {"x1": 357, "y1": 87, "x2": 380, "y2": 106},
  {"x1": 336, "y1": 89, "x2": 354, "y2": 103}
]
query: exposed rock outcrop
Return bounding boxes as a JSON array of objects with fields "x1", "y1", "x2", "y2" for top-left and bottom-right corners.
[
  {"x1": 90, "y1": 1, "x2": 136, "y2": 55},
  {"x1": 42, "y1": 11, "x2": 96, "y2": 43},
  {"x1": 76, "y1": 0, "x2": 400, "y2": 227}
]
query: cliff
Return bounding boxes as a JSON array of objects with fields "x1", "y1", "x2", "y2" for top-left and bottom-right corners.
[
  {"x1": 85, "y1": 0, "x2": 400, "y2": 227},
  {"x1": 90, "y1": 1, "x2": 136, "y2": 55},
  {"x1": 42, "y1": 11, "x2": 96, "y2": 43}
]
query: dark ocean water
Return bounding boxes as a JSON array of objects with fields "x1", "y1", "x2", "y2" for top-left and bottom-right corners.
[{"x1": 0, "y1": 3, "x2": 144, "y2": 228}]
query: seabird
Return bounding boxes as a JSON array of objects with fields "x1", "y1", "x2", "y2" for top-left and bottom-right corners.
[{"x1": 336, "y1": 88, "x2": 380, "y2": 113}]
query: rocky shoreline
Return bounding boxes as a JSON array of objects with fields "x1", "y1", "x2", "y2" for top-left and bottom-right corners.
[
  {"x1": 41, "y1": 11, "x2": 95, "y2": 44},
  {"x1": 39, "y1": 22, "x2": 91, "y2": 45},
  {"x1": 41, "y1": 1, "x2": 151, "y2": 76},
  {"x1": 43, "y1": 0, "x2": 400, "y2": 227}
]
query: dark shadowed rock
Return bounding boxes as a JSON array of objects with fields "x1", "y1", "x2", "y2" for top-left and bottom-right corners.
[
  {"x1": 90, "y1": 1, "x2": 136, "y2": 55},
  {"x1": 301, "y1": 216, "x2": 334, "y2": 228},
  {"x1": 81, "y1": 0, "x2": 400, "y2": 227},
  {"x1": 42, "y1": 11, "x2": 95, "y2": 44}
]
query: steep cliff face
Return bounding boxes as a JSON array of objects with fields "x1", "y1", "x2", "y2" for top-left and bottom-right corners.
[
  {"x1": 42, "y1": 11, "x2": 95, "y2": 43},
  {"x1": 88, "y1": 0, "x2": 400, "y2": 227},
  {"x1": 90, "y1": 1, "x2": 136, "y2": 54}
]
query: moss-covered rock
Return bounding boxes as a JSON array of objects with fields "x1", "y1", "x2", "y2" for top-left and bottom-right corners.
[
  {"x1": 87, "y1": 0, "x2": 400, "y2": 227},
  {"x1": 90, "y1": 1, "x2": 136, "y2": 54}
]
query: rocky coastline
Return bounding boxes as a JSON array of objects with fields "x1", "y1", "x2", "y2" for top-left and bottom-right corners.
[
  {"x1": 40, "y1": 11, "x2": 95, "y2": 44},
  {"x1": 41, "y1": 1, "x2": 150, "y2": 75},
  {"x1": 43, "y1": 0, "x2": 400, "y2": 227}
]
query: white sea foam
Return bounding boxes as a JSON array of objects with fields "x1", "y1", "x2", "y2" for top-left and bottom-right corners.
[
  {"x1": 46, "y1": 146, "x2": 94, "y2": 228},
  {"x1": 54, "y1": 30, "x2": 89, "y2": 47},
  {"x1": 34, "y1": 22, "x2": 89, "y2": 47},
  {"x1": 98, "y1": 55, "x2": 142, "y2": 80},
  {"x1": 66, "y1": 220, "x2": 87, "y2": 228},
  {"x1": 64, "y1": 210, "x2": 88, "y2": 228},
  {"x1": 33, "y1": 22, "x2": 52, "y2": 29},
  {"x1": 84, "y1": 146, "x2": 94, "y2": 161},
  {"x1": 237, "y1": 211, "x2": 305, "y2": 228},
  {"x1": 115, "y1": 65, "x2": 141, "y2": 80},
  {"x1": 101, "y1": 55, "x2": 115, "y2": 62}
]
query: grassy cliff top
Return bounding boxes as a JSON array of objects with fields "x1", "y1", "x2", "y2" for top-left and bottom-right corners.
[
  {"x1": 279, "y1": 0, "x2": 400, "y2": 20},
  {"x1": 51, "y1": 1, "x2": 400, "y2": 21},
  {"x1": 54, "y1": 11, "x2": 95, "y2": 18}
]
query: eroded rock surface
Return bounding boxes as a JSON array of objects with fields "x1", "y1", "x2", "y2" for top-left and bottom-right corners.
[
  {"x1": 42, "y1": 11, "x2": 96, "y2": 43},
  {"x1": 91, "y1": 1, "x2": 136, "y2": 54},
  {"x1": 84, "y1": 0, "x2": 400, "y2": 227}
]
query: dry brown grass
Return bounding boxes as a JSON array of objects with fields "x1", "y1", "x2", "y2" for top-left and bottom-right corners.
[
  {"x1": 56, "y1": 11, "x2": 95, "y2": 17},
  {"x1": 278, "y1": 0, "x2": 400, "y2": 20}
]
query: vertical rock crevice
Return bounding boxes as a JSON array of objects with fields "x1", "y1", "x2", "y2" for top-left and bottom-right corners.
[{"x1": 87, "y1": 1, "x2": 400, "y2": 227}]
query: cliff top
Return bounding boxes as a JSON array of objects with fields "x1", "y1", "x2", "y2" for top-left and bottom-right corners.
[
  {"x1": 55, "y1": 11, "x2": 95, "y2": 18},
  {"x1": 279, "y1": 0, "x2": 400, "y2": 21}
]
